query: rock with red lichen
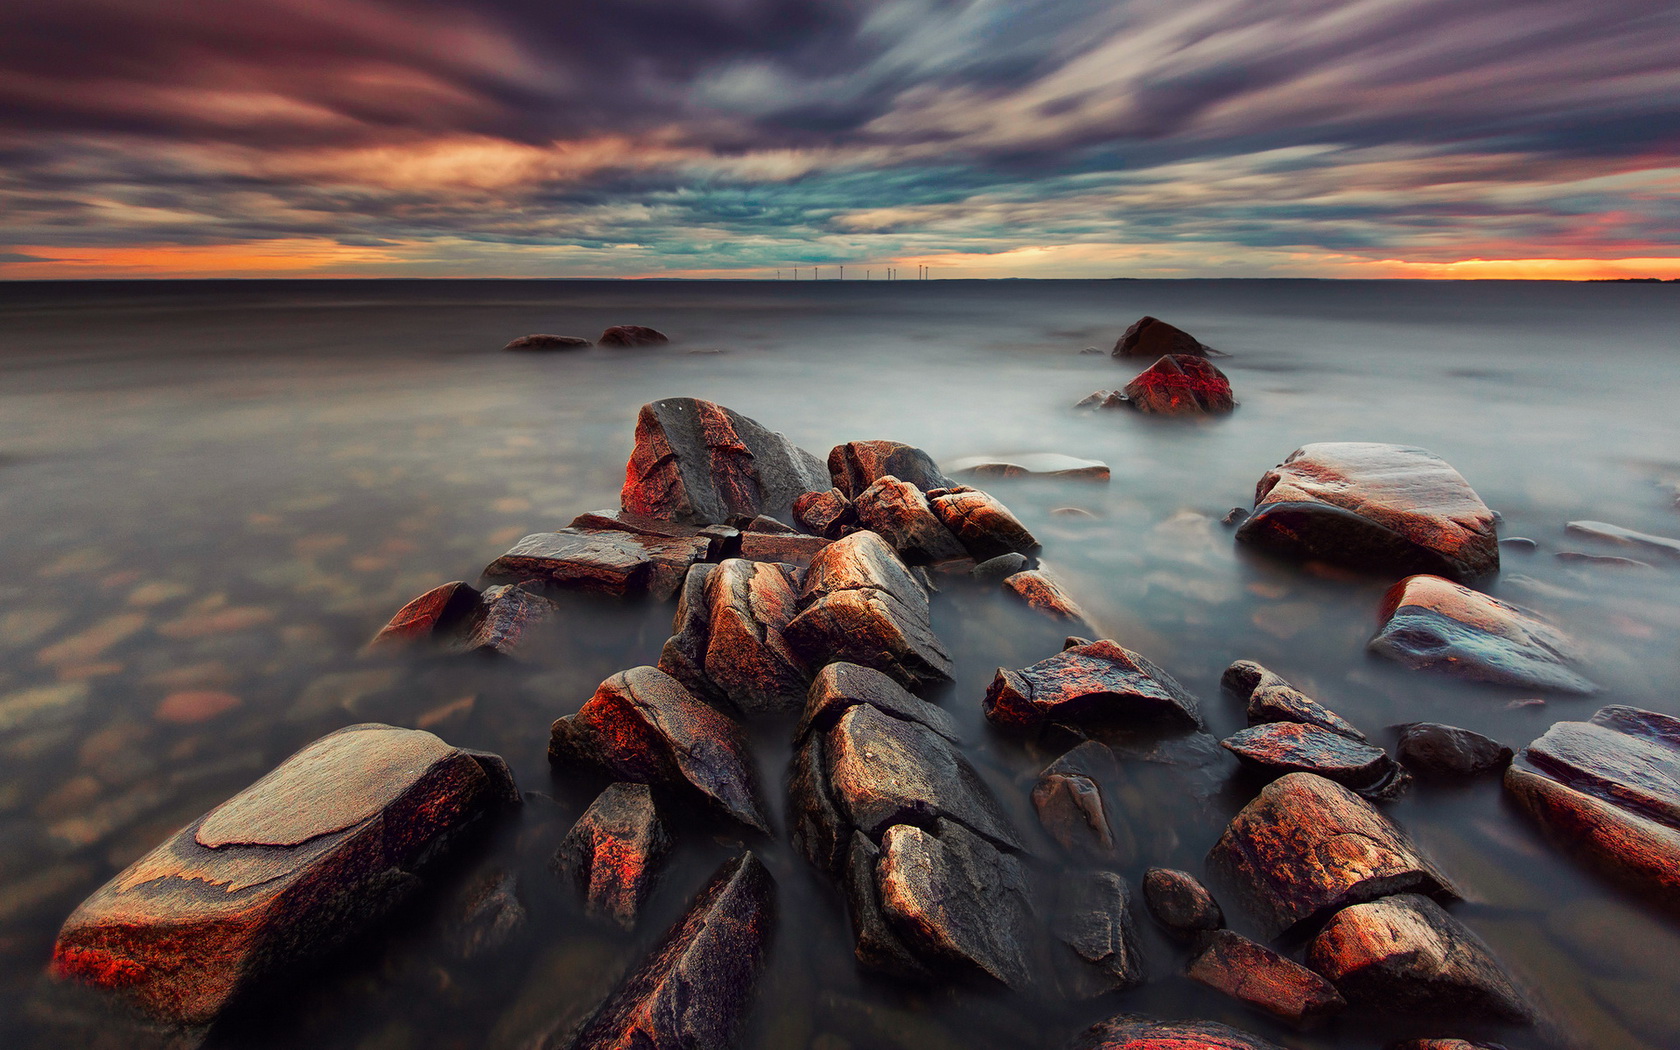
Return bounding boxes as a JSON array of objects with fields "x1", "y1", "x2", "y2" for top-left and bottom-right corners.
[
  {"x1": 367, "y1": 581, "x2": 483, "y2": 650},
  {"x1": 1053, "y1": 869, "x2": 1145, "y2": 997},
  {"x1": 658, "y1": 559, "x2": 809, "y2": 716},
  {"x1": 1141, "y1": 867, "x2": 1223, "y2": 938},
  {"x1": 1207, "y1": 772, "x2": 1455, "y2": 938},
  {"x1": 566, "y1": 852, "x2": 775, "y2": 1050},
  {"x1": 1002, "y1": 569, "x2": 1088, "y2": 623},
  {"x1": 1071, "y1": 1015, "x2": 1286, "y2": 1050},
  {"x1": 1121, "y1": 354, "x2": 1236, "y2": 415},
  {"x1": 548, "y1": 666, "x2": 769, "y2": 833},
  {"x1": 503, "y1": 333, "x2": 591, "y2": 351},
  {"x1": 596, "y1": 324, "x2": 669, "y2": 347},
  {"x1": 50, "y1": 724, "x2": 517, "y2": 1026},
  {"x1": 930, "y1": 488, "x2": 1038, "y2": 560},
  {"x1": 1111, "y1": 316, "x2": 1216, "y2": 359},
  {"x1": 620, "y1": 397, "x2": 828, "y2": 526},
  {"x1": 983, "y1": 638, "x2": 1202, "y2": 734},
  {"x1": 553, "y1": 783, "x2": 671, "y2": 930},
  {"x1": 1032, "y1": 742, "x2": 1119, "y2": 859},
  {"x1": 1235, "y1": 442, "x2": 1499, "y2": 581},
  {"x1": 792, "y1": 488, "x2": 858, "y2": 539},
  {"x1": 852, "y1": 476, "x2": 967, "y2": 564},
  {"x1": 1220, "y1": 722, "x2": 1408, "y2": 800},
  {"x1": 828, "y1": 440, "x2": 954, "y2": 498},
  {"x1": 1370, "y1": 574, "x2": 1596, "y2": 693},
  {"x1": 369, "y1": 578, "x2": 564, "y2": 657},
  {"x1": 1221, "y1": 660, "x2": 1368, "y2": 741},
  {"x1": 481, "y1": 528, "x2": 712, "y2": 601},
  {"x1": 1187, "y1": 929, "x2": 1344, "y2": 1024}
]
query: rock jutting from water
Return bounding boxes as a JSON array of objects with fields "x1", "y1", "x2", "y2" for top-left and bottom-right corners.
[
  {"x1": 1110, "y1": 315, "x2": 1217, "y2": 359},
  {"x1": 828, "y1": 439, "x2": 955, "y2": 497},
  {"x1": 552, "y1": 782, "x2": 671, "y2": 930},
  {"x1": 1033, "y1": 741, "x2": 1120, "y2": 859},
  {"x1": 658, "y1": 559, "x2": 810, "y2": 716},
  {"x1": 1220, "y1": 660, "x2": 1369, "y2": 741},
  {"x1": 480, "y1": 526, "x2": 716, "y2": 602},
  {"x1": 1368, "y1": 574, "x2": 1598, "y2": 694},
  {"x1": 946, "y1": 452, "x2": 1112, "y2": 482},
  {"x1": 852, "y1": 476, "x2": 969, "y2": 564},
  {"x1": 1002, "y1": 568, "x2": 1091, "y2": 624},
  {"x1": 50, "y1": 724, "x2": 519, "y2": 1026},
  {"x1": 983, "y1": 638, "x2": 1203, "y2": 734},
  {"x1": 503, "y1": 333, "x2": 593, "y2": 351},
  {"x1": 1395, "y1": 723, "x2": 1512, "y2": 779},
  {"x1": 1220, "y1": 722, "x2": 1408, "y2": 800},
  {"x1": 367, "y1": 579, "x2": 557, "y2": 656},
  {"x1": 1185, "y1": 929, "x2": 1346, "y2": 1024},
  {"x1": 1120, "y1": 354, "x2": 1237, "y2": 415},
  {"x1": 1070, "y1": 1014, "x2": 1286, "y2": 1050},
  {"x1": 1234, "y1": 442, "x2": 1499, "y2": 581},
  {"x1": 1141, "y1": 867, "x2": 1224, "y2": 939},
  {"x1": 596, "y1": 324, "x2": 669, "y2": 347},
  {"x1": 929, "y1": 487, "x2": 1039, "y2": 560},
  {"x1": 1564, "y1": 519, "x2": 1680, "y2": 558}
]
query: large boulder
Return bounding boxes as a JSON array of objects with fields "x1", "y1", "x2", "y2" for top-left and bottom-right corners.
[
  {"x1": 983, "y1": 638, "x2": 1202, "y2": 734},
  {"x1": 1234, "y1": 443, "x2": 1499, "y2": 581},
  {"x1": 1221, "y1": 660, "x2": 1367, "y2": 741},
  {"x1": 658, "y1": 560, "x2": 810, "y2": 716},
  {"x1": 1111, "y1": 315, "x2": 1215, "y2": 359},
  {"x1": 621, "y1": 397, "x2": 828, "y2": 525},
  {"x1": 552, "y1": 783, "x2": 671, "y2": 930},
  {"x1": 481, "y1": 528, "x2": 713, "y2": 601},
  {"x1": 1070, "y1": 1015, "x2": 1286, "y2": 1050},
  {"x1": 50, "y1": 724, "x2": 517, "y2": 1026},
  {"x1": 367, "y1": 580, "x2": 556, "y2": 657},
  {"x1": 1120, "y1": 354, "x2": 1236, "y2": 415},
  {"x1": 828, "y1": 440, "x2": 954, "y2": 498},
  {"x1": 852, "y1": 476, "x2": 968, "y2": 564},
  {"x1": 1220, "y1": 722, "x2": 1408, "y2": 800},
  {"x1": 1186, "y1": 929, "x2": 1345, "y2": 1023}
]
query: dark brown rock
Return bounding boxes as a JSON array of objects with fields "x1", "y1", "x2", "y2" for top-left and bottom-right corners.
[
  {"x1": 1306, "y1": 894, "x2": 1531, "y2": 1023},
  {"x1": 1054, "y1": 870, "x2": 1145, "y2": 997},
  {"x1": 1111, "y1": 316, "x2": 1214, "y2": 359},
  {"x1": 792, "y1": 488, "x2": 858, "y2": 539},
  {"x1": 828, "y1": 440, "x2": 954, "y2": 498},
  {"x1": 853, "y1": 476, "x2": 967, "y2": 564},
  {"x1": 548, "y1": 667, "x2": 769, "y2": 833},
  {"x1": 657, "y1": 559, "x2": 809, "y2": 715},
  {"x1": 1033, "y1": 742, "x2": 1119, "y2": 859},
  {"x1": 735, "y1": 530, "x2": 831, "y2": 566},
  {"x1": 553, "y1": 783, "x2": 671, "y2": 929},
  {"x1": 795, "y1": 661, "x2": 960, "y2": 748},
  {"x1": 984, "y1": 639, "x2": 1202, "y2": 734},
  {"x1": 366, "y1": 580, "x2": 483, "y2": 650},
  {"x1": 450, "y1": 869, "x2": 527, "y2": 961},
  {"x1": 1389, "y1": 1041, "x2": 1510, "y2": 1050},
  {"x1": 1369, "y1": 574, "x2": 1597, "y2": 693},
  {"x1": 50, "y1": 724, "x2": 517, "y2": 1025},
  {"x1": 1221, "y1": 722, "x2": 1408, "y2": 799},
  {"x1": 839, "y1": 831, "x2": 933, "y2": 979},
  {"x1": 481, "y1": 528, "x2": 711, "y2": 601},
  {"x1": 930, "y1": 489, "x2": 1038, "y2": 560},
  {"x1": 567, "y1": 509, "x2": 739, "y2": 560},
  {"x1": 1070, "y1": 1015, "x2": 1286, "y2": 1050},
  {"x1": 1221, "y1": 660, "x2": 1367, "y2": 741},
  {"x1": 1186, "y1": 929, "x2": 1344, "y2": 1023},
  {"x1": 503, "y1": 333, "x2": 592, "y2": 351},
  {"x1": 620, "y1": 397, "x2": 828, "y2": 526},
  {"x1": 1234, "y1": 443, "x2": 1499, "y2": 581},
  {"x1": 1002, "y1": 569, "x2": 1089, "y2": 623},
  {"x1": 1121, "y1": 354, "x2": 1236, "y2": 415},
  {"x1": 567, "y1": 851, "x2": 774, "y2": 1049},
  {"x1": 596, "y1": 324, "x2": 669, "y2": 347},
  {"x1": 1207, "y1": 772, "x2": 1455, "y2": 937},
  {"x1": 1141, "y1": 867, "x2": 1223, "y2": 938},
  {"x1": 1395, "y1": 723, "x2": 1512, "y2": 779}
]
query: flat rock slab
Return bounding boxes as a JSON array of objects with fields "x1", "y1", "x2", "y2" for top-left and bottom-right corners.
[
  {"x1": 947, "y1": 453, "x2": 1110, "y2": 483},
  {"x1": 829, "y1": 440, "x2": 954, "y2": 497},
  {"x1": 1002, "y1": 569, "x2": 1090, "y2": 623},
  {"x1": 1071, "y1": 1015, "x2": 1285, "y2": 1050},
  {"x1": 1235, "y1": 443, "x2": 1499, "y2": 581},
  {"x1": 51, "y1": 724, "x2": 516, "y2": 1025},
  {"x1": 1221, "y1": 722, "x2": 1407, "y2": 800},
  {"x1": 1053, "y1": 870, "x2": 1144, "y2": 997},
  {"x1": 1221, "y1": 660, "x2": 1367, "y2": 741},
  {"x1": 482, "y1": 528, "x2": 712, "y2": 601},
  {"x1": 1111, "y1": 315, "x2": 1215, "y2": 359},
  {"x1": 984, "y1": 639, "x2": 1202, "y2": 733},
  {"x1": 795, "y1": 661, "x2": 960, "y2": 747},
  {"x1": 1121, "y1": 354, "x2": 1236, "y2": 415},
  {"x1": 567, "y1": 851, "x2": 774, "y2": 1050},
  {"x1": 658, "y1": 559, "x2": 809, "y2": 716},
  {"x1": 621, "y1": 397, "x2": 828, "y2": 525},
  {"x1": 553, "y1": 783, "x2": 671, "y2": 930},
  {"x1": 1207, "y1": 772, "x2": 1455, "y2": 938},
  {"x1": 1141, "y1": 867, "x2": 1223, "y2": 938},
  {"x1": 930, "y1": 489, "x2": 1038, "y2": 560},
  {"x1": 1396, "y1": 723, "x2": 1511, "y2": 779},
  {"x1": 853, "y1": 476, "x2": 967, "y2": 564},
  {"x1": 1186, "y1": 929, "x2": 1344, "y2": 1023},
  {"x1": 1565, "y1": 519, "x2": 1680, "y2": 558},
  {"x1": 1307, "y1": 894, "x2": 1531, "y2": 1023},
  {"x1": 504, "y1": 333, "x2": 591, "y2": 350},
  {"x1": 1369, "y1": 574, "x2": 1597, "y2": 694},
  {"x1": 549, "y1": 666, "x2": 769, "y2": 833}
]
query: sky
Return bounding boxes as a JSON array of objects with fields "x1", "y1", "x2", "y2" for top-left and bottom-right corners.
[{"x1": 1, "y1": 0, "x2": 1677, "y2": 280}]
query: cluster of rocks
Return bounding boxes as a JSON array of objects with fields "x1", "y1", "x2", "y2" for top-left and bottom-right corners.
[
  {"x1": 503, "y1": 325, "x2": 670, "y2": 351},
  {"x1": 1079, "y1": 316, "x2": 1237, "y2": 416}
]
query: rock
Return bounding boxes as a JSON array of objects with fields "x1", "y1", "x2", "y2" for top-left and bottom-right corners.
[
  {"x1": 548, "y1": 667, "x2": 769, "y2": 833},
  {"x1": 1002, "y1": 569, "x2": 1089, "y2": 623},
  {"x1": 973, "y1": 552, "x2": 1030, "y2": 580},
  {"x1": 828, "y1": 441, "x2": 954, "y2": 498},
  {"x1": 1234, "y1": 443, "x2": 1499, "y2": 581},
  {"x1": 1120, "y1": 355, "x2": 1236, "y2": 415},
  {"x1": 1555, "y1": 551, "x2": 1654, "y2": 568},
  {"x1": 1032, "y1": 742, "x2": 1119, "y2": 859},
  {"x1": 1079, "y1": 346, "x2": 1104, "y2": 355},
  {"x1": 1207, "y1": 772, "x2": 1455, "y2": 937},
  {"x1": 567, "y1": 851, "x2": 774, "y2": 1049},
  {"x1": 839, "y1": 831, "x2": 934, "y2": 979},
  {"x1": 1186, "y1": 929, "x2": 1344, "y2": 1023},
  {"x1": 50, "y1": 724, "x2": 517, "y2": 1025},
  {"x1": 596, "y1": 324, "x2": 669, "y2": 347},
  {"x1": 853, "y1": 476, "x2": 968, "y2": 564},
  {"x1": 798, "y1": 528, "x2": 930, "y2": 615},
  {"x1": 1111, "y1": 315, "x2": 1215, "y2": 359},
  {"x1": 1395, "y1": 723, "x2": 1512, "y2": 779},
  {"x1": 155, "y1": 690, "x2": 242, "y2": 724},
  {"x1": 1221, "y1": 507, "x2": 1249, "y2": 527},
  {"x1": 795, "y1": 661, "x2": 960, "y2": 748},
  {"x1": 621, "y1": 397, "x2": 829, "y2": 525},
  {"x1": 983, "y1": 639, "x2": 1202, "y2": 734},
  {"x1": 1070, "y1": 1014, "x2": 1286, "y2": 1050},
  {"x1": 1306, "y1": 894, "x2": 1531, "y2": 1022},
  {"x1": 1368, "y1": 574, "x2": 1597, "y2": 694},
  {"x1": 793, "y1": 488, "x2": 858, "y2": 539},
  {"x1": 1053, "y1": 506, "x2": 1098, "y2": 519},
  {"x1": 1141, "y1": 868, "x2": 1223, "y2": 938},
  {"x1": 1500, "y1": 537, "x2": 1538, "y2": 552},
  {"x1": 451, "y1": 869, "x2": 528, "y2": 960},
  {"x1": 658, "y1": 559, "x2": 809, "y2": 715},
  {"x1": 481, "y1": 529, "x2": 711, "y2": 601},
  {"x1": 1220, "y1": 660, "x2": 1367, "y2": 741},
  {"x1": 568, "y1": 509, "x2": 740, "y2": 559},
  {"x1": 366, "y1": 580, "x2": 483, "y2": 650},
  {"x1": 1389, "y1": 1041, "x2": 1510, "y2": 1050},
  {"x1": 1075, "y1": 390, "x2": 1126, "y2": 409},
  {"x1": 365, "y1": 580, "x2": 557, "y2": 657},
  {"x1": 1564, "y1": 520, "x2": 1680, "y2": 558},
  {"x1": 1054, "y1": 870, "x2": 1145, "y2": 997},
  {"x1": 503, "y1": 333, "x2": 591, "y2": 351},
  {"x1": 946, "y1": 453, "x2": 1110, "y2": 483},
  {"x1": 553, "y1": 783, "x2": 671, "y2": 930},
  {"x1": 930, "y1": 489, "x2": 1037, "y2": 560},
  {"x1": 1221, "y1": 723, "x2": 1408, "y2": 799},
  {"x1": 737, "y1": 531, "x2": 830, "y2": 566}
]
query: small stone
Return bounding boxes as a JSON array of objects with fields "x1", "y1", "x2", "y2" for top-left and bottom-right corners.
[
  {"x1": 1111, "y1": 315, "x2": 1216, "y2": 359},
  {"x1": 596, "y1": 324, "x2": 668, "y2": 347},
  {"x1": 1001, "y1": 569, "x2": 1089, "y2": 623},
  {"x1": 553, "y1": 783, "x2": 671, "y2": 929},
  {"x1": 1141, "y1": 868, "x2": 1223, "y2": 938},
  {"x1": 828, "y1": 441, "x2": 954, "y2": 498},
  {"x1": 1075, "y1": 389, "x2": 1126, "y2": 408},
  {"x1": 946, "y1": 453, "x2": 1110, "y2": 483},
  {"x1": 984, "y1": 639, "x2": 1202, "y2": 734},
  {"x1": 502, "y1": 333, "x2": 591, "y2": 351},
  {"x1": 1120, "y1": 354, "x2": 1236, "y2": 414},
  {"x1": 154, "y1": 690, "x2": 242, "y2": 724},
  {"x1": 1500, "y1": 537, "x2": 1538, "y2": 552},
  {"x1": 1394, "y1": 723, "x2": 1512, "y2": 779},
  {"x1": 1187, "y1": 929, "x2": 1344, "y2": 1023},
  {"x1": 1555, "y1": 551, "x2": 1655, "y2": 569},
  {"x1": 1052, "y1": 506, "x2": 1098, "y2": 519},
  {"x1": 972, "y1": 552, "x2": 1030, "y2": 580}
]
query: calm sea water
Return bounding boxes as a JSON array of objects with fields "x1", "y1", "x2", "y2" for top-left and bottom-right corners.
[{"x1": 0, "y1": 279, "x2": 1677, "y2": 1049}]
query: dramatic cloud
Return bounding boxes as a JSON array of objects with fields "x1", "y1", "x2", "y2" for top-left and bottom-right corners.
[{"x1": 1, "y1": 0, "x2": 1676, "y2": 277}]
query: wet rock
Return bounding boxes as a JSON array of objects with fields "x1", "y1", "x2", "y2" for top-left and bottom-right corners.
[
  {"x1": 1234, "y1": 443, "x2": 1499, "y2": 581},
  {"x1": 596, "y1": 324, "x2": 669, "y2": 347},
  {"x1": 1053, "y1": 506, "x2": 1099, "y2": 519},
  {"x1": 482, "y1": 528, "x2": 712, "y2": 601},
  {"x1": 1368, "y1": 574, "x2": 1597, "y2": 694},
  {"x1": 567, "y1": 851, "x2": 774, "y2": 1049},
  {"x1": 1002, "y1": 569, "x2": 1089, "y2": 623},
  {"x1": 795, "y1": 661, "x2": 961, "y2": 749},
  {"x1": 364, "y1": 580, "x2": 556, "y2": 658},
  {"x1": 451, "y1": 869, "x2": 528, "y2": 960},
  {"x1": 840, "y1": 831, "x2": 933, "y2": 979},
  {"x1": 50, "y1": 724, "x2": 517, "y2": 1025},
  {"x1": 1222, "y1": 507, "x2": 1249, "y2": 527},
  {"x1": 1207, "y1": 772, "x2": 1455, "y2": 937},
  {"x1": 548, "y1": 667, "x2": 769, "y2": 833},
  {"x1": 1141, "y1": 868, "x2": 1223, "y2": 938},
  {"x1": 1564, "y1": 520, "x2": 1680, "y2": 559},
  {"x1": 984, "y1": 639, "x2": 1202, "y2": 734},
  {"x1": 1186, "y1": 929, "x2": 1344, "y2": 1023},
  {"x1": 947, "y1": 453, "x2": 1110, "y2": 483},
  {"x1": 553, "y1": 783, "x2": 671, "y2": 929},
  {"x1": 1306, "y1": 894, "x2": 1531, "y2": 1022},
  {"x1": 793, "y1": 488, "x2": 858, "y2": 539},
  {"x1": 853, "y1": 476, "x2": 968, "y2": 564},
  {"x1": 1120, "y1": 355, "x2": 1236, "y2": 415},
  {"x1": 1395, "y1": 723, "x2": 1512, "y2": 779},
  {"x1": 1389, "y1": 1041, "x2": 1510, "y2": 1050},
  {"x1": 1555, "y1": 550, "x2": 1654, "y2": 569},
  {"x1": 1070, "y1": 1014, "x2": 1286, "y2": 1050},
  {"x1": 829, "y1": 441, "x2": 954, "y2": 498},
  {"x1": 1221, "y1": 723, "x2": 1408, "y2": 799},
  {"x1": 1054, "y1": 870, "x2": 1145, "y2": 997},
  {"x1": 621, "y1": 397, "x2": 829, "y2": 526},
  {"x1": 1220, "y1": 660, "x2": 1367, "y2": 741},
  {"x1": 1500, "y1": 537, "x2": 1538, "y2": 552},
  {"x1": 367, "y1": 580, "x2": 482, "y2": 650},
  {"x1": 973, "y1": 552, "x2": 1030, "y2": 581},
  {"x1": 1075, "y1": 390, "x2": 1125, "y2": 409},
  {"x1": 503, "y1": 333, "x2": 591, "y2": 351},
  {"x1": 929, "y1": 489, "x2": 1037, "y2": 560},
  {"x1": 659, "y1": 559, "x2": 809, "y2": 715},
  {"x1": 1033, "y1": 742, "x2": 1120, "y2": 859},
  {"x1": 1111, "y1": 315, "x2": 1216, "y2": 359}
]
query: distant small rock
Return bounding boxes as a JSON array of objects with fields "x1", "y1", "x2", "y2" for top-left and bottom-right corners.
[
  {"x1": 1078, "y1": 346, "x2": 1105, "y2": 355},
  {"x1": 502, "y1": 333, "x2": 591, "y2": 351},
  {"x1": 1111, "y1": 315, "x2": 1217, "y2": 359},
  {"x1": 1499, "y1": 537, "x2": 1538, "y2": 552},
  {"x1": 1221, "y1": 507, "x2": 1249, "y2": 527},
  {"x1": 1565, "y1": 519, "x2": 1680, "y2": 558},
  {"x1": 947, "y1": 453, "x2": 1111, "y2": 482},
  {"x1": 597, "y1": 324, "x2": 668, "y2": 347}
]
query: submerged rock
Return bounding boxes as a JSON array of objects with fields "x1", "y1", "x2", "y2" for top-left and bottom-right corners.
[
  {"x1": 1220, "y1": 660, "x2": 1367, "y2": 741},
  {"x1": 450, "y1": 869, "x2": 527, "y2": 961},
  {"x1": 1071, "y1": 1014, "x2": 1286, "y2": 1050},
  {"x1": 1221, "y1": 722, "x2": 1408, "y2": 799},
  {"x1": 947, "y1": 453, "x2": 1111, "y2": 483},
  {"x1": 596, "y1": 324, "x2": 669, "y2": 347},
  {"x1": 51, "y1": 724, "x2": 517, "y2": 1026},
  {"x1": 1368, "y1": 574, "x2": 1597, "y2": 694},
  {"x1": 553, "y1": 783, "x2": 671, "y2": 929},
  {"x1": 1234, "y1": 443, "x2": 1499, "y2": 581},
  {"x1": 1111, "y1": 316, "x2": 1216, "y2": 359},
  {"x1": 984, "y1": 639, "x2": 1202, "y2": 734},
  {"x1": 481, "y1": 528, "x2": 711, "y2": 601},
  {"x1": 1121, "y1": 354, "x2": 1236, "y2": 415},
  {"x1": 1002, "y1": 569, "x2": 1089, "y2": 623},
  {"x1": 1075, "y1": 389, "x2": 1126, "y2": 409},
  {"x1": 1186, "y1": 929, "x2": 1344, "y2": 1024},
  {"x1": 658, "y1": 559, "x2": 809, "y2": 716},
  {"x1": 1395, "y1": 723, "x2": 1512, "y2": 779},
  {"x1": 853, "y1": 476, "x2": 968, "y2": 564},
  {"x1": 828, "y1": 440, "x2": 954, "y2": 498},
  {"x1": 1564, "y1": 519, "x2": 1680, "y2": 558},
  {"x1": 1033, "y1": 742, "x2": 1120, "y2": 859},
  {"x1": 1141, "y1": 867, "x2": 1223, "y2": 938},
  {"x1": 503, "y1": 333, "x2": 591, "y2": 351},
  {"x1": 1054, "y1": 870, "x2": 1145, "y2": 997}
]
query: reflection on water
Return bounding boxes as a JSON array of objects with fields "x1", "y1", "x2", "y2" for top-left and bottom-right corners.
[{"x1": 1, "y1": 279, "x2": 1677, "y2": 1049}]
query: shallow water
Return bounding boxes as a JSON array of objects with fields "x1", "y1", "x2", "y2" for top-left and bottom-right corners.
[{"x1": 1, "y1": 278, "x2": 1678, "y2": 1049}]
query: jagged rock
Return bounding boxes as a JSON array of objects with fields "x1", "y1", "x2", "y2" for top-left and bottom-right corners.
[
  {"x1": 1369, "y1": 574, "x2": 1596, "y2": 694},
  {"x1": 736, "y1": 531, "x2": 830, "y2": 566},
  {"x1": 367, "y1": 580, "x2": 559, "y2": 657},
  {"x1": 1141, "y1": 868, "x2": 1223, "y2": 938},
  {"x1": 50, "y1": 725, "x2": 517, "y2": 1025},
  {"x1": 1033, "y1": 742, "x2": 1119, "y2": 859},
  {"x1": 658, "y1": 559, "x2": 809, "y2": 715},
  {"x1": 1054, "y1": 870, "x2": 1145, "y2": 997},
  {"x1": 367, "y1": 580, "x2": 481, "y2": 649},
  {"x1": 1071, "y1": 1014, "x2": 1286, "y2": 1050},
  {"x1": 620, "y1": 397, "x2": 828, "y2": 525},
  {"x1": 1002, "y1": 569, "x2": 1089, "y2": 623},
  {"x1": 1222, "y1": 507, "x2": 1250, "y2": 526},
  {"x1": 567, "y1": 852, "x2": 774, "y2": 1049},
  {"x1": 1221, "y1": 723, "x2": 1408, "y2": 799},
  {"x1": 1395, "y1": 723, "x2": 1511, "y2": 779},
  {"x1": 503, "y1": 333, "x2": 592, "y2": 351},
  {"x1": 596, "y1": 324, "x2": 669, "y2": 347},
  {"x1": 1187, "y1": 929, "x2": 1344, "y2": 1023},
  {"x1": 1121, "y1": 355, "x2": 1236, "y2": 415},
  {"x1": 828, "y1": 440, "x2": 954, "y2": 498},
  {"x1": 1111, "y1": 315, "x2": 1216, "y2": 359},
  {"x1": 451, "y1": 869, "x2": 527, "y2": 960},
  {"x1": 1234, "y1": 443, "x2": 1499, "y2": 581},
  {"x1": 795, "y1": 661, "x2": 960, "y2": 747},
  {"x1": 792, "y1": 488, "x2": 858, "y2": 539},
  {"x1": 853, "y1": 476, "x2": 968, "y2": 564},
  {"x1": 973, "y1": 552, "x2": 1030, "y2": 580},
  {"x1": 553, "y1": 783, "x2": 671, "y2": 929},
  {"x1": 930, "y1": 489, "x2": 1038, "y2": 560},
  {"x1": 1207, "y1": 772, "x2": 1455, "y2": 937},
  {"x1": 984, "y1": 639, "x2": 1202, "y2": 734},
  {"x1": 481, "y1": 528, "x2": 712, "y2": 601},
  {"x1": 1564, "y1": 519, "x2": 1680, "y2": 558},
  {"x1": 1306, "y1": 894, "x2": 1531, "y2": 1022},
  {"x1": 1221, "y1": 660, "x2": 1367, "y2": 741},
  {"x1": 548, "y1": 667, "x2": 769, "y2": 833},
  {"x1": 947, "y1": 453, "x2": 1111, "y2": 482}
]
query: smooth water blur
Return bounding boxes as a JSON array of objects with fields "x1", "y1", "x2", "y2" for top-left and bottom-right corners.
[{"x1": 0, "y1": 279, "x2": 1677, "y2": 1049}]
